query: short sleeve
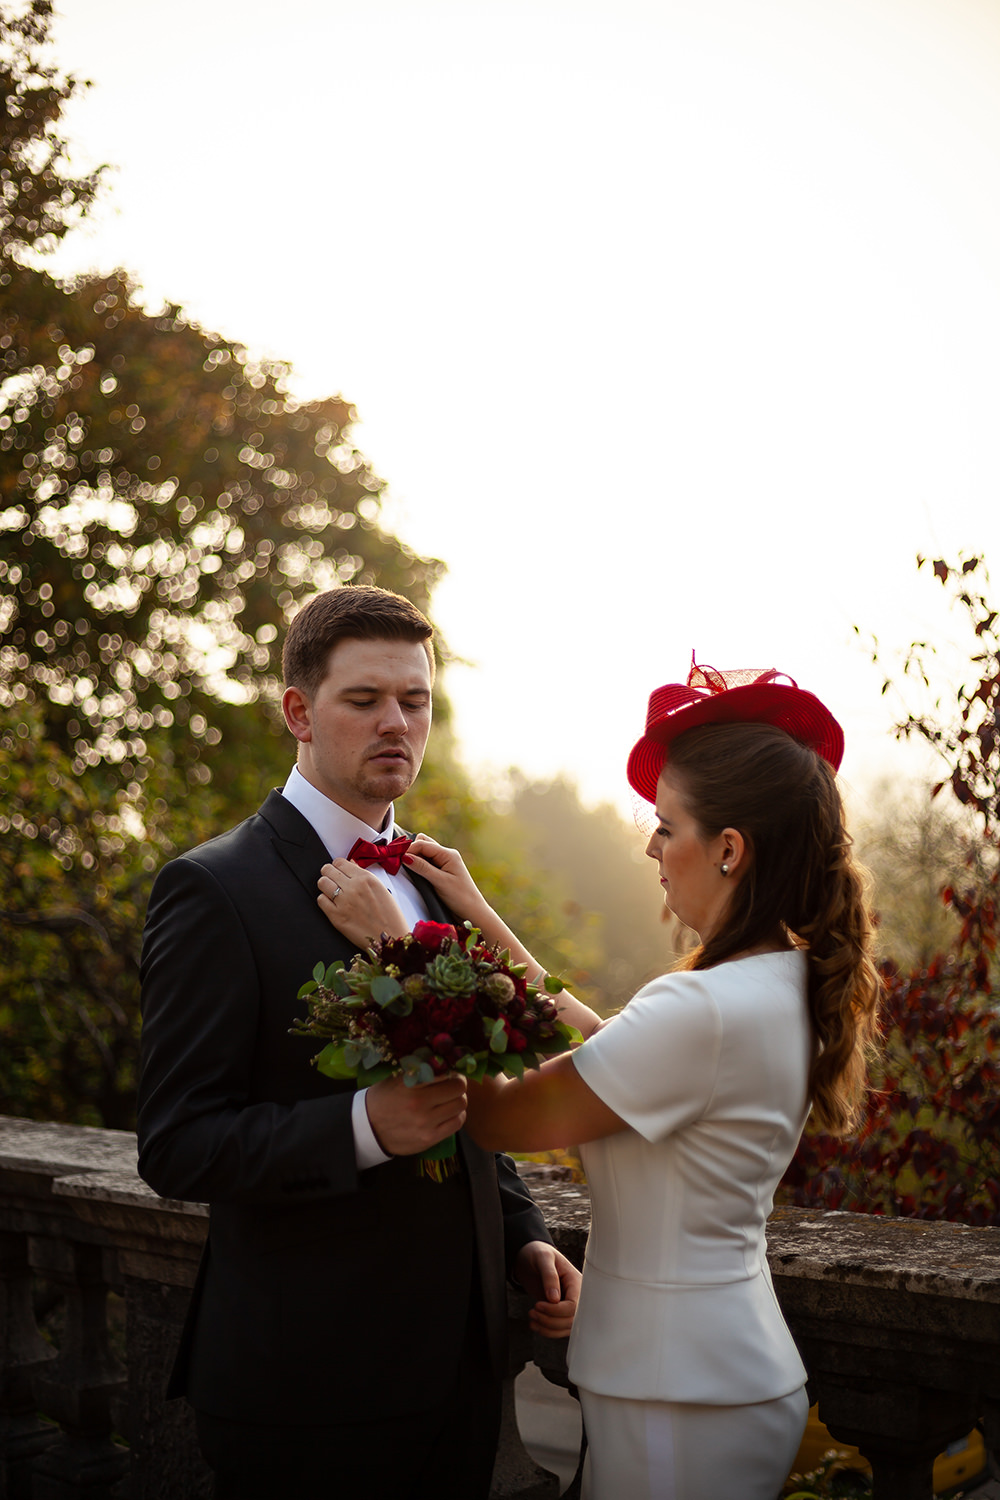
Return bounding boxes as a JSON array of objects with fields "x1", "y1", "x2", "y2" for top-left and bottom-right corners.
[{"x1": 572, "y1": 972, "x2": 723, "y2": 1143}]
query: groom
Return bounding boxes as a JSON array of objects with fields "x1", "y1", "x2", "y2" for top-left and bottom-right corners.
[{"x1": 137, "y1": 585, "x2": 578, "y2": 1500}]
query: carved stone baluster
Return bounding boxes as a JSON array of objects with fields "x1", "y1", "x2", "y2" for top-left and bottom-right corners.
[
  {"x1": 815, "y1": 1379, "x2": 976, "y2": 1500},
  {"x1": 29, "y1": 1235, "x2": 127, "y2": 1500},
  {"x1": 0, "y1": 1228, "x2": 58, "y2": 1498}
]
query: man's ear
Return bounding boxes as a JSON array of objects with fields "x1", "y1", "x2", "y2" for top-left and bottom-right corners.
[{"x1": 282, "y1": 685, "x2": 312, "y2": 742}]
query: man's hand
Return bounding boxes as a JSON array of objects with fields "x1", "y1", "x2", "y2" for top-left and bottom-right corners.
[
  {"x1": 514, "y1": 1241, "x2": 582, "y2": 1339},
  {"x1": 366, "y1": 1074, "x2": 468, "y2": 1157}
]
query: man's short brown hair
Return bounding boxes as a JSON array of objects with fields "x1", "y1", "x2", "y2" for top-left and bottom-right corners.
[{"x1": 282, "y1": 586, "x2": 435, "y2": 699}]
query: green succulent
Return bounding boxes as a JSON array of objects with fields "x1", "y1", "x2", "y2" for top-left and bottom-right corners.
[{"x1": 424, "y1": 951, "x2": 478, "y2": 999}]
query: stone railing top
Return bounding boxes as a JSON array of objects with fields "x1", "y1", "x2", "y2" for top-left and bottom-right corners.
[
  {"x1": 53, "y1": 1169, "x2": 209, "y2": 1218},
  {"x1": 0, "y1": 1114, "x2": 137, "y2": 1177},
  {"x1": 767, "y1": 1205, "x2": 1000, "y2": 1305},
  {"x1": 0, "y1": 1115, "x2": 206, "y2": 1221},
  {"x1": 3, "y1": 1119, "x2": 999, "y2": 1311},
  {"x1": 519, "y1": 1173, "x2": 1000, "y2": 1311}
]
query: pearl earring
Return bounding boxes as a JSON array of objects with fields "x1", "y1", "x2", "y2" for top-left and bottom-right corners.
[{"x1": 720, "y1": 863, "x2": 729, "y2": 876}]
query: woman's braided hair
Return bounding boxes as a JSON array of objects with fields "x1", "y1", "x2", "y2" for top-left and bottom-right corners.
[{"x1": 666, "y1": 721, "x2": 881, "y2": 1135}]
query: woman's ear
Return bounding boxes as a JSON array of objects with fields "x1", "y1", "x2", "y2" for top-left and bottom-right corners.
[{"x1": 720, "y1": 827, "x2": 748, "y2": 877}]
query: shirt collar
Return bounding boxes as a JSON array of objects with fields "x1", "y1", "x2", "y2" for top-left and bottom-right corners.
[{"x1": 281, "y1": 764, "x2": 395, "y2": 860}]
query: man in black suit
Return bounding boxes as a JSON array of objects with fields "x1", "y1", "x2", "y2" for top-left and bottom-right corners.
[{"x1": 137, "y1": 585, "x2": 579, "y2": 1499}]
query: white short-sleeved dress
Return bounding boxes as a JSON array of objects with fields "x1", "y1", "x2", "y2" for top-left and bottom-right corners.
[{"x1": 568, "y1": 949, "x2": 812, "y2": 1497}]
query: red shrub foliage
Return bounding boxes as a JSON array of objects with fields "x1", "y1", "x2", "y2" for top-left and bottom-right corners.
[{"x1": 780, "y1": 556, "x2": 1000, "y2": 1225}]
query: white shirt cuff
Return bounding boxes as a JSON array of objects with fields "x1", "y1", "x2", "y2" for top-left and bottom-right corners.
[{"x1": 352, "y1": 1087, "x2": 392, "y2": 1170}]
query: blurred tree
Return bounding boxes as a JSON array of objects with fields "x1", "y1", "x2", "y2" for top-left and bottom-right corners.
[
  {"x1": 0, "y1": 263, "x2": 443, "y2": 805},
  {"x1": 0, "y1": 0, "x2": 611, "y2": 1126},
  {"x1": 492, "y1": 773, "x2": 676, "y2": 1010},
  {"x1": 0, "y1": 701, "x2": 221, "y2": 1125},
  {"x1": 0, "y1": 0, "x2": 102, "y2": 263},
  {"x1": 0, "y1": 0, "x2": 444, "y2": 808},
  {"x1": 852, "y1": 780, "x2": 974, "y2": 969}
]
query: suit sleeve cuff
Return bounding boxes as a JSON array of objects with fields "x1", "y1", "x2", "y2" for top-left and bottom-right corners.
[{"x1": 352, "y1": 1088, "x2": 392, "y2": 1170}]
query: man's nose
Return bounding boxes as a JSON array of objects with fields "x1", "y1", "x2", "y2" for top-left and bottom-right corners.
[{"x1": 377, "y1": 698, "x2": 408, "y2": 734}]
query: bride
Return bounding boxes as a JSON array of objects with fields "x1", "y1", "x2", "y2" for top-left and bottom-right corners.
[{"x1": 319, "y1": 661, "x2": 882, "y2": 1500}]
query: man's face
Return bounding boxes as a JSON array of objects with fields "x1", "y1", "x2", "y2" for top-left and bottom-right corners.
[{"x1": 288, "y1": 637, "x2": 433, "y2": 824}]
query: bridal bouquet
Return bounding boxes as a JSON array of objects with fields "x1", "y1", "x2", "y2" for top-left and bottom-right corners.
[{"x1": 293, "y1": 920, "x2": 580, "y2": 1180}]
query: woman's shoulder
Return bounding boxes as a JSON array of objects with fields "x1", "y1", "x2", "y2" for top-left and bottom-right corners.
[
  {"x1": 630, "y1": 947, "x2": 805, "y2": 999},
  {"x1": 611, "y1": 950, "x2": 806, "y2": 1040}
]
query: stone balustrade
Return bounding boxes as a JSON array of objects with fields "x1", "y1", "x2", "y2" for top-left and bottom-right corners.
[{"x1": 1, "y1": 1115, "x2": 999, "y2": 1500}]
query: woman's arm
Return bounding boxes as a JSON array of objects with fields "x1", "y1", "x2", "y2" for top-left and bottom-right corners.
[
  {"x1": 403, "y1": 836, "x2": 604, "y2": 1039},
  {"x1": 465, "y1": 1050, "x2": 627, "y2": 1152}
]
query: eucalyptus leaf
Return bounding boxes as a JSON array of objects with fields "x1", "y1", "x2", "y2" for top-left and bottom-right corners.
[
  {"x1": 503, "y1": 1052, "x2": 525, "y2": 1081},
  {"x1": 489, "y1": 1027, "x2": 508, "y2": 1055},
  {"x1": 314, "y1": 1043, "x2": 356, "y2": 1080},
  {"x1": 544, "y1": 974, "x2": 566, "y2": 994},
  {"x1": 401, "y1": 1052, "x2": 436, "y2": 1087},
  {"x1": 312, "y1": 960, "x2": 326, "y2": 983},
  {"x1": 371, "y1": 975, "x2": 403, "y2": 1006},
  {"x1": 357, "y1": 1062, "x2": 394, "y2": 1088},
  {"x1": 297, "y1": 980, "x2": 318, "y2": 999}
]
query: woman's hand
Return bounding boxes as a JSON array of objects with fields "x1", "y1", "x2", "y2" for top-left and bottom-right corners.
[
  {"x1": 514, "y1": 1241, "x2": 582, "y2": 1339},
  {"x1": 402, "y1": 835, "x2": 492, "y2": 925},
  {"x1": 317, "y1": 860, "x2": 409, "y2": 947}
]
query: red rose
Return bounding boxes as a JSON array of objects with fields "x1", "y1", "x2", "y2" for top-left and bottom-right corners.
[
  {"x1": 506, "y1": 1028, "x2": 528, "y2": 1053},
  {"x1": 412, "y1": 921, "x2": 458, "y2": 951}
]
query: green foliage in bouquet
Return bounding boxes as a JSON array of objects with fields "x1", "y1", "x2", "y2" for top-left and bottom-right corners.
[
  {"x1": 294, "y1": 918, "x2": 581, "y2": 1091},
  {"x1": 293, "y1": 919, "x2": 581, "y2": 1178}
]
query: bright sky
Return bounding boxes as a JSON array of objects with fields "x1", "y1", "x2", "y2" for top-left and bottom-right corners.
[{"x1": 41, "y1": 0, "x2": 1000, "y2": 818}]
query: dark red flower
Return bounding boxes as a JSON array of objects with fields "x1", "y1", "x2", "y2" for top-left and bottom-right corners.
[
  {"x1": 506, "y1": 1028, "x2": 527, "y2": 1053},
  {"x1": 412, "y1": 921, "x2": 458, "y2": 951}
]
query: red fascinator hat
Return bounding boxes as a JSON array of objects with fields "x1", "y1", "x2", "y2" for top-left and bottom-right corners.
[{"x1": 627, "y1": 658, "x2": 845, "y2": 805}]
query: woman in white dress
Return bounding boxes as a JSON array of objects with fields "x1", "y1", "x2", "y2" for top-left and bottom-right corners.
[{"x1": 322, "y1": 662, "x2": 882, "y2": 1500}]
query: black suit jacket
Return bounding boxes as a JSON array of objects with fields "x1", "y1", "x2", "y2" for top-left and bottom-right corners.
[{"x1": 137, "y1": 789, "x2": 550, "y2": 1424}]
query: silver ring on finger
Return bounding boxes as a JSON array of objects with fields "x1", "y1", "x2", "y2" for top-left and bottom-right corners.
[{"x1": 332, "y1": 884, "x2": 342, "y2": 900}]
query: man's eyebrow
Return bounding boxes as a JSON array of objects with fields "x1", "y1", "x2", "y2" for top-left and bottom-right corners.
[{"x1": 338, "y1": 683, "x2": 431, "y2": 696}]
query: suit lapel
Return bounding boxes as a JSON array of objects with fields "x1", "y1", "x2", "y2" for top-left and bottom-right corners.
[{"x1": 258, "y1": 788, "x2": 332, "y2": 903}]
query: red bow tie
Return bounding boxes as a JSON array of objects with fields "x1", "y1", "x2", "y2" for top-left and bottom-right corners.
[{"x1": 348, "y1": 835, "x2": 412, "y2": 875}]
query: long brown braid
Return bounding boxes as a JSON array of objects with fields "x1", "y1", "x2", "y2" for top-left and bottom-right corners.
[{"x1": 666, "y1": 722, "x2": 881, "y2": 1135}]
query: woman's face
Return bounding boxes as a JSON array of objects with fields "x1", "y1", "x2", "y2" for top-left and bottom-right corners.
[{"x1": 645, "y1": 770, "x2": 734, "y2": 942}]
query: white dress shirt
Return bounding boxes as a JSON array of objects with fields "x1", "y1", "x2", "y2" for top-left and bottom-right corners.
[{"x1": 281, "y1": 764, "x2": 431, "y2": 1170}]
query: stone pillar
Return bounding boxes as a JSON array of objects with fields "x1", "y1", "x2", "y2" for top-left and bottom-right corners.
[
  {"x1": 49, "y1": 1170, "x2": 212, "y2": 1500},
  {"x1": 815, "y1": 1380, "x2": 976, "y2": 1500},
  {"x1": 29, "y1": 1235, "x2": 128, "y2": 1500},
  {"x1": 118, "y1": 1279, "x2": 209, "y2": 1500},
  {"x1": 0, "y1": 1228, "x2": 59, "y2": 1499}
]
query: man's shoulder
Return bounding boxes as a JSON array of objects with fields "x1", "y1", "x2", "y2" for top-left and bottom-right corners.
[
  {"x1": 164, "y1": 790, "x2": 311, "y2": 878},
  {"x1": 173, "y1": 808, "x2": 267, "y2": 872}
]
